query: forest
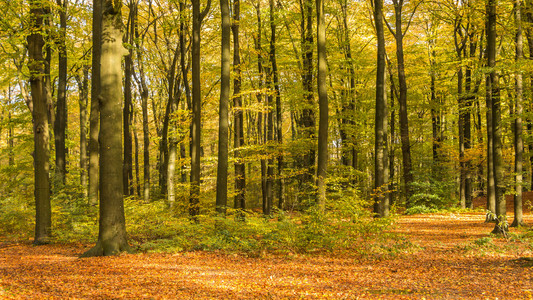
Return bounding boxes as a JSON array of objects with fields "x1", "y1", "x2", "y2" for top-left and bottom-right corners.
[
  {"x1": 1, "y1": 0, "x2": 533, "y2": 267},
  {"x1": 2, "y1": 0, "x2": 533, "y2": 297}
]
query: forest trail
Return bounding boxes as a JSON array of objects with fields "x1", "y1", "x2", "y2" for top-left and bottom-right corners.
[{"x1": 1, "y1": 201, "x2": 532, "y2": 299}]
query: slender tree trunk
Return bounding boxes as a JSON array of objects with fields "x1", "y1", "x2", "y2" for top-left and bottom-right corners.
[
  {"x1": 167, "y1": 88, "x2": 180, "y2": 208},
  {"x1": 392, "y1": 0, "x2": 413, "y2": 204},
  {"x1": 233, "y1": 0, "x2": 246, "y2": 211},
  {"x1": 77, "y1": 67, "x2": 89, "y2": 198},
  {"x1": 179, "y1": 0, "x2": 191, "y2": 186},
  {"x1": 316, "y1": 0, "x2": 328, "y2": 210},
  {"x1": 190, "y1": 0, "x2": 211, "y2": 218},
  {"x1": 487, "y1": 0, "x2": 506, "y2": 233},
  {"x1": 512, "y1": 0, "x2": 525, "y2": 227},
  {"x1": 255, "y1": 2, "x2": 267, "y2": 213},
  {"x1": 54, "y1": 0, "x2": 68, "y2": 187},
  {"x1": 216, "y1": 0, "x2": 230, "y2": 215},
  {"x1": 123, "y1": 42, "x2": 134, "y2": 196},
  {"x1": 82, "y1": 0, "x2": 132, "y2": 256},
  {"x1": 299, "y1": 0, "x2": 315, "y2": 192},
  {"x1": 133, "y1": 112, "x2": 141, "y2": 197},
  {"x1": 133, "y1": 6, "x2": 151, "y2": 202},
  {"x1": 373, "y1": 0, "x2": 389, "y2": 217},
  {"x1": 269, "y1": 0, "x2": 284, "y2": 210},
  {"x1": 28, "y1": 0, "x2": 52, "y2": 245},
  {"x1": 89, "y1": 0, "x2": 102, "y2": 206}
]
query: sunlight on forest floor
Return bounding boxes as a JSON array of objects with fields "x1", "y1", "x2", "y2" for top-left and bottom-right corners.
[{"x1": 1, "y1": 201, "x2": 532, "y2": 299}]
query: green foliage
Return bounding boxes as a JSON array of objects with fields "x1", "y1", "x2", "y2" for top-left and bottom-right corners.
[
  {"x1": 408, "y1": 180, "x2": 455, "y2": 209},
  {"x1": 0, "y1": 196, "x2": 33, "y2": 238},
  {"x1": 404, "y1": 205, "x2": 440, "y2": 215}
]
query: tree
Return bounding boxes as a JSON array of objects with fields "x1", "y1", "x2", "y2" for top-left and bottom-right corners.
[
  {"x1": 511, "y1": 0, "x2": 525, "y2": 227},
  {"x1": 373, "y1": 0, "x2": 389, "y2": 217},
  {"x1": 89, "y1": 0, "x2": 102, "y2": 206},
  {"x1": 190, "y1": 0, "x2": 211, "y2": 218},
  {"x1": 316, "y1": 0, "x2": 328, "y2": 209},
  {"x1": 233, "y1": 0, "x2": 246, "y2": 211},
  {"x1": 28, "y1": 0, "x2": 52, "y2": 245},
  {"x1": 385, "y1": 0, "x2": 417, "y2": 204},
  {"x1": 216, "y1": 0, "x2": 230, "y2": 214},
  {"x1": 83, "y1": 0, "x2": 132, "y2": 256},
  {"x1": 54, "y1": 0, "x2": 68, "y2": 187},
  {"x1": 486, "y1": 0, "x2": 506, "y2": 234}
]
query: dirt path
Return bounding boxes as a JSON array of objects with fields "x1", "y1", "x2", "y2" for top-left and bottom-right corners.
[{"x1": 1, "y1": 212, "x2": 532, "y2": 299}]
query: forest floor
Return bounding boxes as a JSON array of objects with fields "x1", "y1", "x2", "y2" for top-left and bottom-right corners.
[{"x1": 1, "y1": 195, "x2": 533, "y2": 299}]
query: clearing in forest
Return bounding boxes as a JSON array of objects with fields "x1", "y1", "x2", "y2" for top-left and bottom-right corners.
[{"x1": 0, "y1": 201, "x2": 532, "y2": 299}]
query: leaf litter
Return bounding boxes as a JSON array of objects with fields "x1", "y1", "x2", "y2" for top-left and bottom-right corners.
[{"x1": 1, "y1": 200, "x2": 532, "y2": 299}]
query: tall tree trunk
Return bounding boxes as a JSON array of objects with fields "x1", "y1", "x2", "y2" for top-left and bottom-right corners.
[
  {"x1": 77, "y1": 67, "x2": 89, "y2": 198},
  {"x1": 233, "y1": 0, "x2": 246, "y2": 211},
  {"x1": 269, "y1": 0, "x2": 284, "y2": 210},
  {"x1": 123, "y1": 41, "x2": 134, "y2": 197},
  {"x1": 487, "y1": 0, "x2": 506, "y2": 233},
  {"x1": 54, "y1": 0, "x2": 68, "y2": 187},
  {"x1": 167, "y1": 87, "x2": 180, "y2": 208},
  {"x1": 339, "y1": 0, "x2": 358, "y2": 171},
  {"x1": 216, "y1": 0, "x2": 230, "y2": 215},
  {"x1": 299, "y1": 0, "x2": 315, "y2": 192},
  {"x1": 373, "y1": 0, "x2": 389, "y2": 217},
  {"x1": 511, "y1": 0, "x2": 525, "y2": 227},
  {"x1": 89, "y1": 0, "x2": 102, "y2": 206},
  {"x1": 179, "y1": 0, "x2": 191, "y2": 186},
  {"x1": 133, "y1": 5, "x2": 151, "y2": 202},
  {"x1": 316, "y1": 0, "x2": 328, "y2": 210},
  {"x1": 82, "y1": 0, "x2": 132, "y2": 256},
  {"x1": 190, "y1": 0, "x2": 211, "y2": 218},
  {"x1": 28, "y1": 0, "x2": 52, "y2": 245},
  {"x1": 392, "y1": 0, "x2": 413, "y2": 204},
  {"x1": 255, "y1": 2, "x2": 267, "y2": 213},
  {"x1": 464, "y1": 36, "x2": 475, "y2": 209}
]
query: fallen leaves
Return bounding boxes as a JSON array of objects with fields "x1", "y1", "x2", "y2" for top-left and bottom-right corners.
[{"x1": 1, "y1": 206, "x2": 532, "y2": 299}]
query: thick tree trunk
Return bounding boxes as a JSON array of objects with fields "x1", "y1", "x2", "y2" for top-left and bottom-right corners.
[
  {"x1": 82, "y1": 1, "x2": 132, "y2": 256},
  {"x1": 28, "y1": 0, "x2": 52, "y2": 245},
  {"x1": 54, "y1": 0, "x2": 68, "y2": 187},
  {"x1": 216, "y1": 0, "x2": 230, "y2": 214},
  {"x1": 373, "y1": 0, "x2": 389, "y2": 217},
  {"x1": 316, "y1": 0, "x2": 328, "y2": 210},
  {"x1": 233, "y1": 0, "x2": 246, "y2": 211},
  {"x1": 89, "y1": 0, "x2": 102, "y2": 206}
]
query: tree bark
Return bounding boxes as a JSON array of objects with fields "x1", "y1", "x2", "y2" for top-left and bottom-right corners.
[
  {"x1": 216, "y1": 0, "x2": 230, "y2": 215},
  {"x1": 190, "y1": 0, "x2": 211, "y2": 218},
  {"x1": 54, "y1": 0, "x2": 68, "y2": 187},
  {"x1": 299, "y1": 0, "x2": 315, "y2": 192},
  {"x1": 487, "y1": 0, "x2": 506, "y2": 233},
  {"x1": 392, "y1": 0, "x2": 413, "y2": 204},
  {"x1": 373, "y1": 0, "x2": 389, "y2": 217},
  {"x1": 28, "y1": 0, "x2": 52, "y2": 245},
  {"x1": 511, "y1": 0, "x2": 525, "y2": 227},
  {"x1": 82, "y1": 0, "x2": 132, "y2": 256},
  {"x1": 233, "y1": 0, "x2": 246, "y2": 211},
  {"x1": 77, "y1": 67, "x2": 89, "y2": 198},
  {"x1": 89, "y1": 0, "x2": 102, "y2": 206},
  {"x1": 316, "y1": 0, "x2": 328, "y2": 210}
]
